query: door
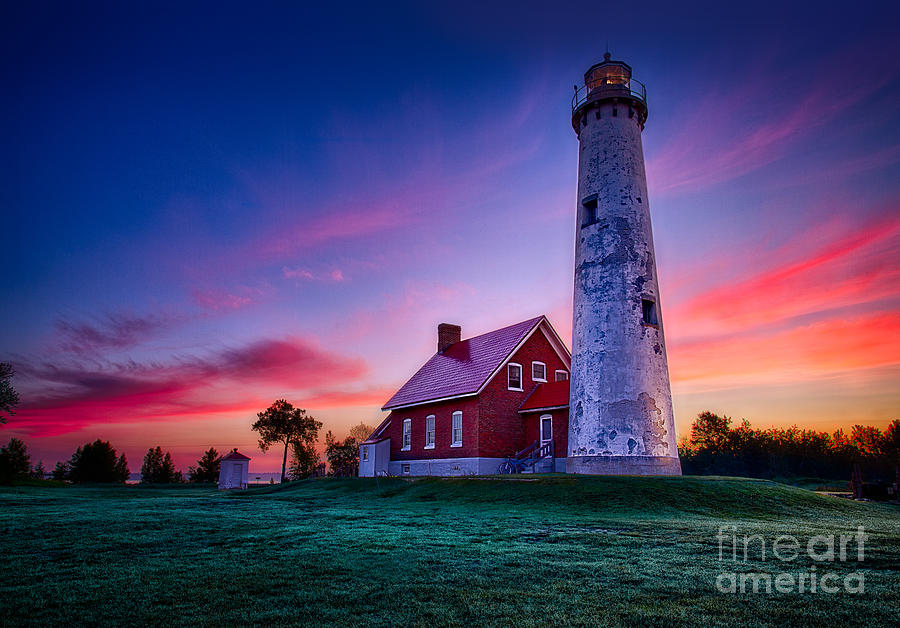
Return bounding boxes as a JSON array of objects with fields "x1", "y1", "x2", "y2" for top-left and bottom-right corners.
[
  {"x1": 540, "y1": 414, "x2": 553, "y2": 445},
  {"x1": 231, "y1": 463, "x2": 242, "y2": 487}
]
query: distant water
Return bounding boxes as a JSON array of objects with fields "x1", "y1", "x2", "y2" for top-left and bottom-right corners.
[{"x1": 126, "y1": 472, "x2": 284, "y2": 485}]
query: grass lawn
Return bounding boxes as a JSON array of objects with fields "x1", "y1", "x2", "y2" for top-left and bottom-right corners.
[{"x1": 1, "y1": 476, "x2": 898, "y2": 626}]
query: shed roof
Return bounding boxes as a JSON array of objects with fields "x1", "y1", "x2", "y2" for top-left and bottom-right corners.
[
  {"x1": 519, "y1": 379, "x2": 570, "y2": 413},
  {"x1": 222, "y1": 449, "x2": 251, "y2": 461}
]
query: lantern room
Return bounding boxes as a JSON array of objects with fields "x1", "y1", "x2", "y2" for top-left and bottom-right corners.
[
  {"x1": 571, "y1": 52, "x2": 648, "y2": 131},
  {"x1": 585, "y1": 52, "x2": 632, "y2": 91}
]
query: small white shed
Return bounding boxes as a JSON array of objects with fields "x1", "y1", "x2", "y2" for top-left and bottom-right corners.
[{"x1": 218, "y1": 448, "x2": 251, "y2": 489}]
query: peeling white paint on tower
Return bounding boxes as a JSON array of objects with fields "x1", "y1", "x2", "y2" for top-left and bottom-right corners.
[{"x1": 567, "y1": 53, "x2": 682, "y2": 475}]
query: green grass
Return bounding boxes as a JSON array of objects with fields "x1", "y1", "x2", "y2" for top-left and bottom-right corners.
[{"x1": 1, "y1": 476, "x2": 898, "y2": 626}]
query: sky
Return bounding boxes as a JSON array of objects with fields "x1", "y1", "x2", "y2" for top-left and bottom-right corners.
[{"x1": 2, "y1": 1, "x2": 899, "y2": 471}]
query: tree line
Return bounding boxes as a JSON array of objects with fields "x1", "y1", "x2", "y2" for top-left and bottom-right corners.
[
  {"x1": 0, "y1": 398, "x2": 373, "y2": 485},
  {"x1": 679, "y1": 411, "x2": 900, "y2": 480}
]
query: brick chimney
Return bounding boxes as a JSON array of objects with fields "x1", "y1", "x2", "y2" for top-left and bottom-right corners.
[{"x1": 437, "y1": 323, "x2": 461, "y2": 353}]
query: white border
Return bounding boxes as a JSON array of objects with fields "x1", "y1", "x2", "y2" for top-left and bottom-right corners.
[
  {"x1": 401, "y1": 418, "x2": 411, "y2": 451},
  {"x1": 507, "y1": 362, "x2": 523, "y2": 391},
  {"x1": 532, "y1": 361, "x2": 547, "y2": 382},
  {"x1": 424, "y1": 415, "x2": 435, "y2": 449}
]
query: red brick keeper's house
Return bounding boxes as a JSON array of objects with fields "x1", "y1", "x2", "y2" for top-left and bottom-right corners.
[{"x1": 359, "y1": 316, "x2": 571, "y2": 476}]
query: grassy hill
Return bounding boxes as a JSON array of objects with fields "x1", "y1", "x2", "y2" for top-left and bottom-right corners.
[{"x1": 1, "y1": 476, "x2": 897, "y2": 626}]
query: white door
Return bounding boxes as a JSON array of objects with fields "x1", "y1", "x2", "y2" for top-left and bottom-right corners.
[
  {"x1": 230, "y1": 463, "x2": 241, "y2": 487},
  {"x1": 540, "y1": 414, "x2": 553, "y2": 444}
]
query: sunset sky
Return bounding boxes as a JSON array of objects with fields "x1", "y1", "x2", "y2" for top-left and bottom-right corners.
[{"x1": 3, "y1": 1, "x2": 899, "y2": 471}]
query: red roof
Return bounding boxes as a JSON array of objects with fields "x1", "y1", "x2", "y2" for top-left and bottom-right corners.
[
  {"x1": 519, "y1": 379, "x2": 570, "y2": 412},
  {"x1": 221, "y1": 449, "x2": 251, "y2": 461},
  {"x1": 383, "y1": 316, "x2": 546, "y2": 410}
]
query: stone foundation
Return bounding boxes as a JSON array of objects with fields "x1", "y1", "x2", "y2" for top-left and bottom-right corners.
[{"x1": 566, "y1": 455, "x2": 682, "y2": 476}]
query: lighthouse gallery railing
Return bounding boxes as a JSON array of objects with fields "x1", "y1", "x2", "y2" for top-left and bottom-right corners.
[{"x1": 572, "y1": 77, "x2": 647, "y2": 115}]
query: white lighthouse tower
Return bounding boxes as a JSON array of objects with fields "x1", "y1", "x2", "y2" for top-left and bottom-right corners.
[{"x1": 567, "y1": 53, "x2": 681, "y2": 475}]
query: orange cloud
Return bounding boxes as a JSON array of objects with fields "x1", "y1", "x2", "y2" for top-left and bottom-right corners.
[{"x1": 669, "y1": 312, "x2": 900, "y2": 392}]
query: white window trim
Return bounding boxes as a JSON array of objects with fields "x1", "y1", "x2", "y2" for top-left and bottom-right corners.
[
  {"x1": 451, "y1": 411, "x2": 463, "y2": 447},
  {"x1": 424, "y1": 415, "x2": 435, "y2": 449},
  {"x1": 401, "y1": 418, "x2": 411, "y2": 451},
  {"x1": 540, "y1": 413, "x2": 553, "y2": 443},
  {"x1": 532, "y1": 361, "x2": 547, "y2": 382},
  {"x1": 508, "y1": 362, "x2": 523, "y2": 391},
  {"x1": 362, "y1": 446, "x2": 369, "y2": 461},
  {"x1": 555, "y1": 369, "x2": 569, "y2": 381}
]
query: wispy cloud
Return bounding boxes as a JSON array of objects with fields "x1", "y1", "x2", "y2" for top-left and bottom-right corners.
[
  {"x1": 54, "y1": 312, "x2": 181, "y2": 355},
  {"x1": 666, "y1": 211, "x2": 900, "y2": 339},
  {"x1": 646, "y1": 50, "x2": 896, "y2": 196}
]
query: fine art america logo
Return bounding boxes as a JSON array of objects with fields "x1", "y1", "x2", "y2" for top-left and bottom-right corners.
[{"x1": 715, "y1": 526, "x2": 867, "y2": 594}]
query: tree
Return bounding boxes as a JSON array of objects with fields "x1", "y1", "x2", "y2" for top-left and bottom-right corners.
[
  {"x1": 31, "y1": 460, "x2": 46, "y2": 480},
  {"x1": 348, "y1": 422, "x2": 375, "y2": 443},
  {"x1": 67, "y1": 440, "x2": 129, "y2": 483},
  {"x1": 690, "y1": 411, "x2": 732, "y2": 451},
  {"x1": 850, "y1": 425, "x2": 884, "y2": 458},
  {"x1": 252, "y1": 400, "x2": 321, "y2": 482},
  {"x1": 140, "y1": 446, "x2": 182, "y2": 483},
  {"x1": 288, "y1": 440, "x2": 320, "y2": 480},
  {"x1": 188, "y1": 448, "x2": 222, "y2": 483},
  {"x1": 51, "y1": 461, "x2": 69, "y2": 481},
  {"x1": 325, "y1": 431, "x2": 359, "y2": 477},
  {"x1": 883, "y1": 419, "x2": 900, "y2": 462},
  {"x1": 0, "y1": 363, "x2": 20, "y2": 424},
  {"x1": 0, "y1": 438, "x2": 31, "y2": 483}
]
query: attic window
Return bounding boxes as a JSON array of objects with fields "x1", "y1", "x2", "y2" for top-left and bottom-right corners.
[
  {"x1": 582, "y1": 194, "x2": 599, "y2": 227},
  {"x1": 642, "y1": 299, "x2": 659, "y2": 326},
  {"x1": 532, "y1": 361, "x2": 547, "y2": 382},
  {"x1": 555, "y1": 370, "x2": 569, "y2": 381},
  {"x1": 508, "y1": 363, "x2": 523, "y2": 391}
]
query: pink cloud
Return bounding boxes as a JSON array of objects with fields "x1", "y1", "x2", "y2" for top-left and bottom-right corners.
[
  {"x1": 192, "y1": 288, "x2": 259, "y2": 311},
  {"x1": 282, "y1": 267, "x2": 345, "y2": 282},
  {"x1": 12, "y1": 336, "x2": 368, "y2": 437}
]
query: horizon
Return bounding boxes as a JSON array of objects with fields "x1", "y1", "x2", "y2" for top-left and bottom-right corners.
[{"x1": 3, "y1": 1, "x2": 899, "y2": 472}]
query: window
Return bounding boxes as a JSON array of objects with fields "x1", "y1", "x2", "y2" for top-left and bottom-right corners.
[
  {"x1": 508, "y1": 363, "x2": 523, "y2": 391},
  {"x1": 642, "y1": 299, "x2": 659, "y2": 326},
  {"x1": 532, "y1": 361, "x2": 547, "y2": 382},
  {"x1": 555, "y1": 370, "x2": 569, "y2": 381},
  {"x1": 582, "y1": 194, "x2": 599, "y2": 227},
  {"x1": 425, "y1": 415, "x2": 435, "y2": 449},
  {"x1": 362, "y1": 446, "x2": 369, "y2": 461},
  {"x1": 402, "y1": 418, "x2": 411, "y2": 450},
  {"x1": 401, "y1": 464, "x2": 410, "y2": 475},
  {"x1": 451, "y1": 411, "x2": 463, "y2": 447},
  {"x1": 540, "y1": 414, "x2": 553, "y2": 443}
]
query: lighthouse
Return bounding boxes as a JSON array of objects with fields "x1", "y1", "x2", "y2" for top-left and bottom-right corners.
[{"x1": 567, "y1": 53, "x2": 682, "y2": 475}]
